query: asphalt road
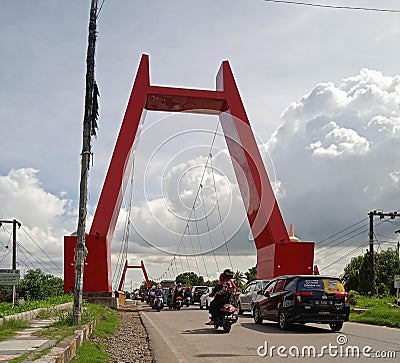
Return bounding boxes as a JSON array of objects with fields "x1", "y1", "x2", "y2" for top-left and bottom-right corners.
[{"x1": 140, "y1": 302, "x2": 399, "y2": 363}]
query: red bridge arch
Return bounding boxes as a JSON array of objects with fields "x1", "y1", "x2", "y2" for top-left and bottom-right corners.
[{"x1": 64, "y1": 54, "x2": 314, "y2": 293}]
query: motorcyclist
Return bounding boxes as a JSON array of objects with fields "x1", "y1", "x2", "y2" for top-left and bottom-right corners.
[
  {"x1": 184, "y1": 286, "x2": 193, "y2": 305},
  {"x1": 167, "y1": 285, "x2": 174, "y2": 307},
  {"x1": 205, "y1": 269, "x2": 236, "y2": 325},
  {"x1": 173, "y1": 283, "x2": 184, "y2": 305},
  {"x1": 148, "y1": 285, "x2": 157, "y2": 306},
  {"x1": 155, "y1": 284, "x2": 164, "y2": 299}
]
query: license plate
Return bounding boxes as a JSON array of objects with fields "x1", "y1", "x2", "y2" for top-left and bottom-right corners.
[
  {"x1": 317, "y1": 300, "x2": 328, "y2": 305},
  {"x1": 318, "y1": 311, "x2": 330, "y2": 315}
]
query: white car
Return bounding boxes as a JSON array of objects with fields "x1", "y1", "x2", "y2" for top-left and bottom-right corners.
[{"x1": 199, "y1": 286, "x2": 214, "y2": 309}]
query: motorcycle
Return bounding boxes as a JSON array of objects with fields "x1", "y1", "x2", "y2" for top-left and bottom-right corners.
[
  {"x1": 184, "y1": 296, "x2": 191, "y2": 307},
  {"x1": 154, "y1": 296, "x2": 164, "y2": 312},
  {"x1": 167, "y1": 295, "x2": 174, "y2": 309},
  {"x1": 213, "y1": 303, "x2": 238, "y2": 333},
  {"x1": 174, "y1": 296, "x2": 183, "y2": 310}
]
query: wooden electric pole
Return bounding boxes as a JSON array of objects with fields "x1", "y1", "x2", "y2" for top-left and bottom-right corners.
[{"x1": 73, "y1": 0, "x2": 98, "y2": 325}]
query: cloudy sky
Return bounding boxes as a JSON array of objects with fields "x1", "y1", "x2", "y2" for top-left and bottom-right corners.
[{"x1": 1, "y1": 0, "x2": 400, "y2": 289}]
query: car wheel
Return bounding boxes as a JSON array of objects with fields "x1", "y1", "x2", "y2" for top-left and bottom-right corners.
[
  {"x1": 253, "y1": 306, "x2": 263, "y2": 324},
  {"x1": 278, "y1": 310, "x2": 292, "y2": 330},
  {"x1": 238, "y1": 302, "x2": 244, "y2": 315},
  {"x1": 329, "y1": 322, "x2": 343, "y2": 331}
]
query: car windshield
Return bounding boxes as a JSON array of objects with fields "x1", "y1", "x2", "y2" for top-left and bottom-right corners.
[{"x1": 297, "y1": 278, "x2": 345, "y2": 293}]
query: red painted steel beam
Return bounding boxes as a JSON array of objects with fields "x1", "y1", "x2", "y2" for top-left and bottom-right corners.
[{"x1": 64, "y1": 54, "x2": 314, "y2": 292}]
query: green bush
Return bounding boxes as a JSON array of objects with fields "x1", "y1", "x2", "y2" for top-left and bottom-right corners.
[
  {"x1": 348, "y1": 290, "x2": 360, "y2": 305},
  {"x1": 17, "y1": 269, "x2": 64, "y2": 301}
]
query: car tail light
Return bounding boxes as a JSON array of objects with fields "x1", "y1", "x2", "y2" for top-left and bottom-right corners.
[
  {"x1": 335, "y1": 292, "x2": 349, "y2": 305},
  {"x1": 294, "y1": 291, "x2": 313, "y2": 304}
]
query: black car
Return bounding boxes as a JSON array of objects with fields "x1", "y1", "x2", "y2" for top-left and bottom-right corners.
[{"x1": 252, "y1": 275, "x2": 350, "y2": 331}]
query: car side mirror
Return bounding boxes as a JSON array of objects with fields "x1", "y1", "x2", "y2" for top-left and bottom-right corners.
[
  {"x1": 264, "y1": 291, "x2": 270, "y2": 297},
  {"x1": 257, "y1": 289, "x2": 263, "y2": 295}
]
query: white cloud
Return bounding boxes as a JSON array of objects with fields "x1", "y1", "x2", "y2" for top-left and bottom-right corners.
[
  {"x1": 0, "y1": 168, "x2": 66, "y2": 228},
  {"x1": 265, "y1": 68, "x2": 400, "y2": 275},
  {"x1": 307, "y1": 121, "x2": 370, "y2": 157},
  {"x1": 0, "y1": 168, "x2": 76, "y2": 277}
]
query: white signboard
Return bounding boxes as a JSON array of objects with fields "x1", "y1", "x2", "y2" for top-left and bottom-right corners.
[
  {"x1": 0, "y1": 269, "x2": 20, "y2": 286},
  {"x1": 394, "y1": 275, "x2": 400, "y2": 289}
]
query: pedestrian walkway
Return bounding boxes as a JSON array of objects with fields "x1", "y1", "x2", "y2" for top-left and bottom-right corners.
[{"x1": 0, "y1": 318, "x2": 56, "y2": 362}]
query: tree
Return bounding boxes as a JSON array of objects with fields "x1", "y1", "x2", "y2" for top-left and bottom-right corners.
[
  {"x1": 0, "y1": 286, "x2": 12, "y2": 302},
  {"x1": 374, "y1": 249, "x2": 400, "y2": 295},
  {"x1": 17, "y1": 269, "x2": 64, "y2": 301},
  {"x1": 341, "y1": 249, "x2": 400, "y2": 295},
  {"x1": 233, "y1": 270, "x2": 246, "y2": 290},
  {"x1": 175, "y1": 272, "x2": 204, "y2": 286},
  {"x1": 341, "y1": 254, "x2": 369, "y2": 294},
  {"x1": 245, "y1": 266, "x2": 257, "y2": 284}
]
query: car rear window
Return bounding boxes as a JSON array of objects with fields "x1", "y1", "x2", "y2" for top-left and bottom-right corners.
[
  {"x1": 194, "y1": 287, "x2": 208, "y2": 292},
  {"x1": 298, "y1": 278, "x2": 345, "y2": 293}
]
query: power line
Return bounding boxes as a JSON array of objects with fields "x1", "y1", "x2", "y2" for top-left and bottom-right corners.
[
  {"x1": 20, "y1": 226, "x2": 63, "y2": 274},
  {"x1": 316, "y1": 218, "x2": 367, "y2": 248},
  {"x1": 319, "y1": 241, "x2": 367, "y2": 272},
  {"x1": 262, "y1": 0, "x2": 400, "y2": 13}
]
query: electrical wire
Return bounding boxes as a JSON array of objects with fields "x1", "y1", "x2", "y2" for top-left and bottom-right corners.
[
  {"x1": 319, "y1": 241, "x2": 367, "y2": 272},
  {"x1": 262, "y1": 0, "x2": 400, "y2": 13},
  {"x1": 20, "y1": 226, "x2": 63, "y2": 274},
  {"x1": 96, "y1": 0, "x2": 107, "y2": 19}
]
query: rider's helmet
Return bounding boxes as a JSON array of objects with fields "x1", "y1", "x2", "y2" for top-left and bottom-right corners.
[
  {"x1": 157, "y1": 284, "x2": 162, "y2": 289},
  {"x1": 223, "y1": 268, "x2": 234, "y2": 280},
  {"x1": 177, "y1": 283, "x2": 182, "y2": 288}
]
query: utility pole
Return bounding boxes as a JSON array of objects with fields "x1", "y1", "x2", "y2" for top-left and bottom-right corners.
[
  {"x1": 368, "y1": 210, "x2": 400, "y2": 296},
  {"x1": 73, "y1": 0, "x2": 99, "y2": 326},
  {"x1": 0, "y1": 219, "x2": 21, "y2": 304}
]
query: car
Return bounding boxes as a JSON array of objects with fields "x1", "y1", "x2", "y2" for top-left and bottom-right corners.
[
  {"x1": 252, "y1": 275, "x2": 350, "y2": 331},
  {"x1": 192, "y1": 286, "x2": 209, "y2": 304},
  {"x1": 237, "y1": 280, "x2": 270, "y2": 314},
  {"x1": 199, "y1": 286, "x2": 214, "y2": 309}
]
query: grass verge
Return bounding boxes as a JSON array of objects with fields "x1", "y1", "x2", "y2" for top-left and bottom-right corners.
[
  {"x1": 350, "y1": 295, "x2": 400, "y2": 328},
  {"x1": 71, "y1": 304, "x2": 120, "y2": 363},
  {"x1": 0, "y1": 294, "x2": 73, "y2": 318}
]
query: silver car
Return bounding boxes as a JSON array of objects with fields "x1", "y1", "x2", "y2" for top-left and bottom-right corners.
[
  {"x1": 199, "y1": 286, "x2": 214, "y2": 309},
  {"x1": 237, "y1": 280, "x2": 270, "y2": 314}
]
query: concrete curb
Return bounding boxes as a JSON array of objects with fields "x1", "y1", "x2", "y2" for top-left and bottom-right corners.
[
  {"x1": 24, "y1": 320, "x2": 96, "y2": 363},
  {"x1": 0, "y1": 303, "x2": 73, "y2": 324}
]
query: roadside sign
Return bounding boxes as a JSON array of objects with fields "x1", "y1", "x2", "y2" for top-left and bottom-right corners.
[
  {"x1": 395, "y1": 275, "x2": 400, "y2": 289},
  {"x1": 0, "y1": 269, "x2": 20, "y2": 286}
]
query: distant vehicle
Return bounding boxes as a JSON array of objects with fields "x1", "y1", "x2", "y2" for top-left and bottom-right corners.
[
  {"x1": 252, "y1": 275, "x2": 350, "y2": 331},
  {"x1": 199, "y1": 286, "x2": 214, "y2": 309},
  {"x1": 160, "y1": 280, "x2": 175, "y2": 289},
  {"x1": 192, "y1": 286, "x2": 209, "y2": 304},
  {"x1": 237, "y1": 280, "x2": 270, "y2": 314},
  {"x1": 131, "y1": 289, "x2": 140, "y2": 300}
]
